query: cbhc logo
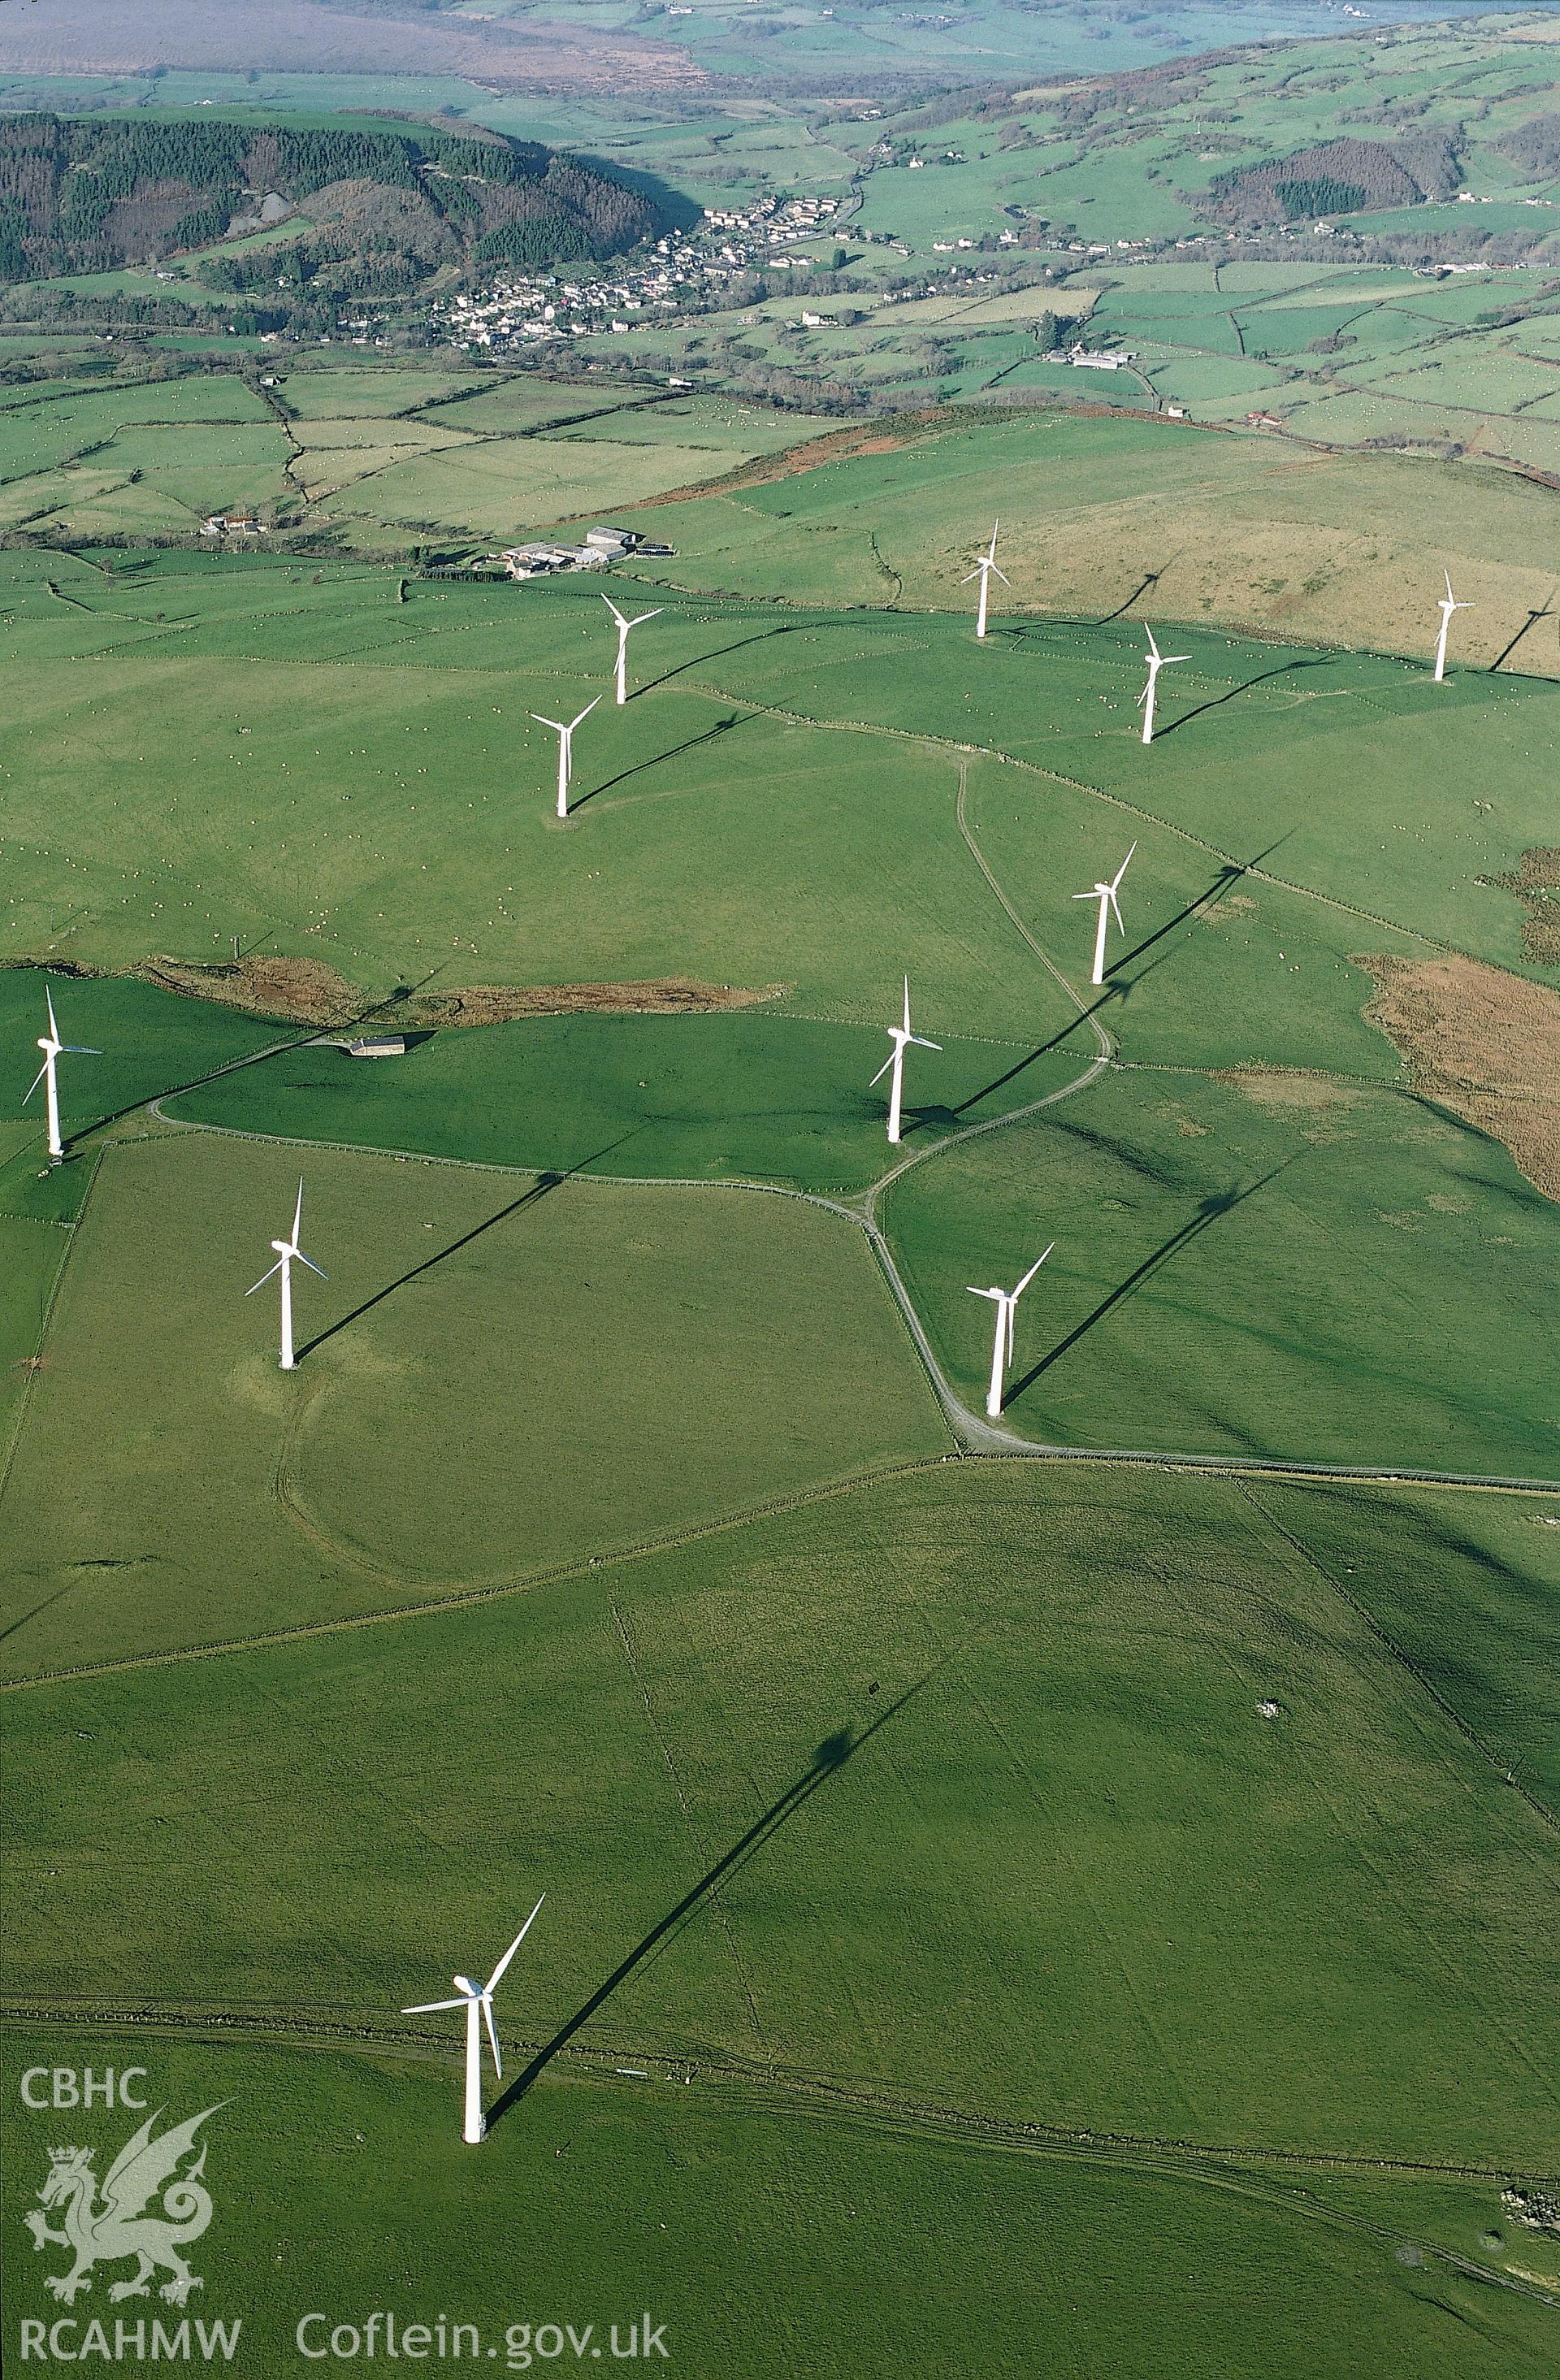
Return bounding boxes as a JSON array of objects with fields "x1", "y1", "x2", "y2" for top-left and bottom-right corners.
[{"x1": 20, "y1": 2068, "x2": 149, "y2": 2109}]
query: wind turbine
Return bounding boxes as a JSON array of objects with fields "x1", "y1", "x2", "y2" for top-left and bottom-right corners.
[
  {"x1": 1138, "y1": 626, "x2": 1189, "y2": 744},
  {"x1": 968, "y1": 1246, "x2": 1052, "y2": 1419},
  {"x1": 24, "y1": 987, "x2": 99, "y2": 1163},
  {"x1": 402, "y1": 1897, "x2": 546, "y2": 2145},
  {"x1": 531, "y1": 696, "x2": 600, "y2": 818},
  {"x1": 962, "y1": 520, "x2": 1008, "y2": 641},
  {"x1": 1073, "y1": 841, "x2": 1136, "y2": 987},
  {"x1": 245, "y1": 1177, "x2": 325, "y2": 1372},
  {"x1": 1432, "y1": 571, "x2": 1470, "y2": 683},
  {"x1": 601, "y1": 593, "x2": 662, "y2": 705},
  {"x1": 870, "y1": 976, "x2": 941, "y2": 1146}
]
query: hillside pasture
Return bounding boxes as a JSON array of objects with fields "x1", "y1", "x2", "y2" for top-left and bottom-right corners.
[
  {"x1": 0, "y1": 1127, "x2": 943, "y2": 1674},
  {"x1": 6, "y1": 1457, "x2": 1559, "y2": 2178},
  {"x1": 883, "y1": 1066, "x2": 1560, "y2": 1473},
  {"x1": 2, "y1": 2030, "x2": 1549, "y2": 2380}
]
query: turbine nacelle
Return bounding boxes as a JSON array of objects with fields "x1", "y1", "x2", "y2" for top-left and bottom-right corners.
[
  {"x1": 968, "y1": 1246, "x2": 1053, "y2": 1416},
  {"x1": 963, "y1": 522, "x2": 1008, "y2": 636},
  {"x1": 1074, "y1": 845, "x2": 1136, "y2": 982},
  {"x1": 23, "y1": 990, "x2": 101, "y2": 1157},
  {"x1": 869, "y1": 977, "x2": 941, "y2": 1143},
  {"x1": 401, "y1": 1896, "x2": 547, "y2": 2143}
]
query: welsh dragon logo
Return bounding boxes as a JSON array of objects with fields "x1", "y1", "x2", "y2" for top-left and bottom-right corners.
[{"x1": 24, "y1": 2104, "x2": 225, "y2": 2308}]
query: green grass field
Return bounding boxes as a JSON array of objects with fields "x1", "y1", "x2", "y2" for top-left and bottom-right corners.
[
  {"x1": 6, "y1": 1455, "x2": 1560, "y2": 2374},
  {"x1": 8, "y1": 2033, "x2": 1552, "y2": 2379},
  {"x1": 11, "y1": 28, "x2": 1560, "y2": 2359}
]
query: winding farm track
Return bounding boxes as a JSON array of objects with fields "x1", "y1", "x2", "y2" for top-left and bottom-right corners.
[
  {"x1": 1, "y1": 682, "x2": 1554, "y2": 1711},
  {"x1": 9, "y1": 598, "x2": 1560, "y2": 2300},
  {"x1": 4, "y1": 1996, "x2": 1558, "y2": 2310}
]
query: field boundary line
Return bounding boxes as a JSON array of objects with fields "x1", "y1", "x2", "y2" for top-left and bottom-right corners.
[
  {"x1": 6, "y1": 1446, "x2": 1560, "y2": 1695},
  {"x1": 136, "y1": 1108, "x2": 1560, "y2": 1485},
  {"x1": 0, "y1": 1144, "x2": 103, "y2": 1512},
  {"x1": 660, "y1": 678, "x2": 1461, "y2": 953},
  {"x1": 0, "y1": 1451, "x2": 961, "y2": 1693},
  {"x1": 1, "y1": 2002, "x2": 1554, "y2": 2204}
]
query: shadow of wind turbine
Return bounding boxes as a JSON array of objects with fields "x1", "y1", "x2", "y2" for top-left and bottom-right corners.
[
  {"x1": 296, "y1": 1137, "x2": 635, "y2": 1359},
  {"x1": 1003, "y1": 1160, "x2": 1299, "y2": 1406},
  {"x1": 485, "y1": 1659, "x2": 953, "y2": 2128}
]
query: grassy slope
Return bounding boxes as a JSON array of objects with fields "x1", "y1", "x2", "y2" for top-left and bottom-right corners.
[
  {"x1": 0, "y1": 555, "x2": 1552, "y2": 1021},
  {"x1": 6, "y1": 561, "x2": 1560, "y2": 1490},
  {"x1": 883, "y1": 1067, "x2": 1560, "y2": 1471},
  {"x1": 167, "y1": 1012, "x2": 1089, "y2": 1197},
  {"x1": 0, "y1": 1127, "x2": 944, "y2": 1672},
  {"x1": 5, "y1": 2035, "x2": 1550, "y2": 2380},
  {"x1": 618, "y1": 407, "x2": 1560, "y2": 678},
  {"x1": 6, "y1": 1462, "x2": 1558, "y2": 2175}
]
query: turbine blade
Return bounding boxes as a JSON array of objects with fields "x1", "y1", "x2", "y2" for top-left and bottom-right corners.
[
  {"x1": 911, "y1": 1035, "x2": 942, "y2": 1052},
  {"x1": 22, "y1": 1062, "x2": 46, "y2": 1104},
  {"x1": 62, "y1": 1044, "x2": 101, "y2": 1056},
  {"x1": 1145, "y1": 626, "x2": 1161, "y2": 661},
  {"x1": 531, "y1": 713, "x2": 566, "y2": 733},
  {"x1": 991, "y1": 566, "x2": 1010, "y2": 587},
  {"x1": 600, "y1": 594, "x2": 629, "y2": 628},
  {"x1": 294, "y1": 1251, "x2": 327, "y2": 1281},
  {"x1": 482, "y1": 1994, "x2": 502, "y2": 2079},
  {"x1": 628, "y1": 609, "x2": 663, "y2": 630},
  {"x1": 1445, "y1": 570, "x2": 1455, "y2": 605},
  {"x1": 45, "y1": 989, "x2": 58, "y2": 1043},
  {"x1": 1107, "y1": 889, "x2": 1124, "y2": 934},
  {"x1": 901, "y1": 975, "x2": 912, "y2": 1034},
  {"x1": 967, "y1": 1285, "x2": 1002, "y2": 1301},
  {"x1": 245, "y1": 1259, "x2": 284, "y2": 1296},
  {"x1": 401, "y1": 1997, "x2": 469, "y2": 2015},
  {"x1": 1072, "y1": 888, "x2": 1097, "y2": 901},
  {"x1": 1110, "y1": 840, "x2": 1138, "y2": 891},
  {"x1": 292, "y1": 1178, "x2": 304, "y2": 1244},
  {"x1": 869, "y1": 1051, "x2": 896, "y2": 1088},
  {"x1": 1004, "y1": 1300, "x2": 1016, "y2": 1365},
  {"x1": 571, "y1": 696, "x2": 601, "y2": 730},
  {"x1": 1165, "y1": 654, "x2": 1191, "y2": 665},
  {"x1": 960, "y1": 567, "x2": 982, "y2": 584},
  {"x1": 486, "y1": 1893, "x2": 547, "y2": 1995},
  {"x1": 1013, "y1": 1245, "x2": 1055, "y2": 1299}
]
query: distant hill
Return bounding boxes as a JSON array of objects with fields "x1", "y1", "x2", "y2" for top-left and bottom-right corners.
[
  {"x1": 0, "y1": 113, "x2": 665, "y2": 289},
  {"x1": 1207, "y1": 133, "x2": 1461, "y2": 228}
]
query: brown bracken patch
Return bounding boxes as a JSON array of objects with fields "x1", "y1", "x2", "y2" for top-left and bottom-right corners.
[
  {"x1": 1487, "y1": 847, "x2": 1560, "y2": 967},
  {"x1": 1359, "y1": 952, "x2": 1560, "y2": 1201},
  {"x1": 137, "y1": 954, "x2": 786, "y2": 1031},
  {"x1": 139, "y1": 953, "x2": 362, "y2": 1026},
  {"x1": 396, "y1": 978, "x2": 786, "y2": 1028}
]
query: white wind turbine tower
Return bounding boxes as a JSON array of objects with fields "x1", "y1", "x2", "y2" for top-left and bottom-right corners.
[
  {"x1": 1138, "y1": 625, "x2": 1190, "y2": 744},
  {"x1": 968, "y1": 1246, "x2": 1052, "y2": 1420},
  {"x1": 1432, "y1": 571, "x2": 1470, "y2": 683},
  {"x1": 601, "y1": 593, "x2": 663, "y2": 705},
  {"x1": 1074, "y1": 841, "x2": 1136, "y2": 987},
  {"x1": 962, "y1": 520, "x2": 1008, "y2": 640},
  {"x1": 24, "y1": 987, "x2": 99, "y2": 1163},
  {"x1": 402, "y1": 1897, "x2": 546, "y2": 2145},
  {"x1": 870, "y1": 976, "x2": 941, "y2": 1145},
  {"x1": 531, "y1": 696, "x2": 600, "y2": 818},
  {"x1": 246, "y1": 1177, "x2": 326, "y2": 1372}
]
